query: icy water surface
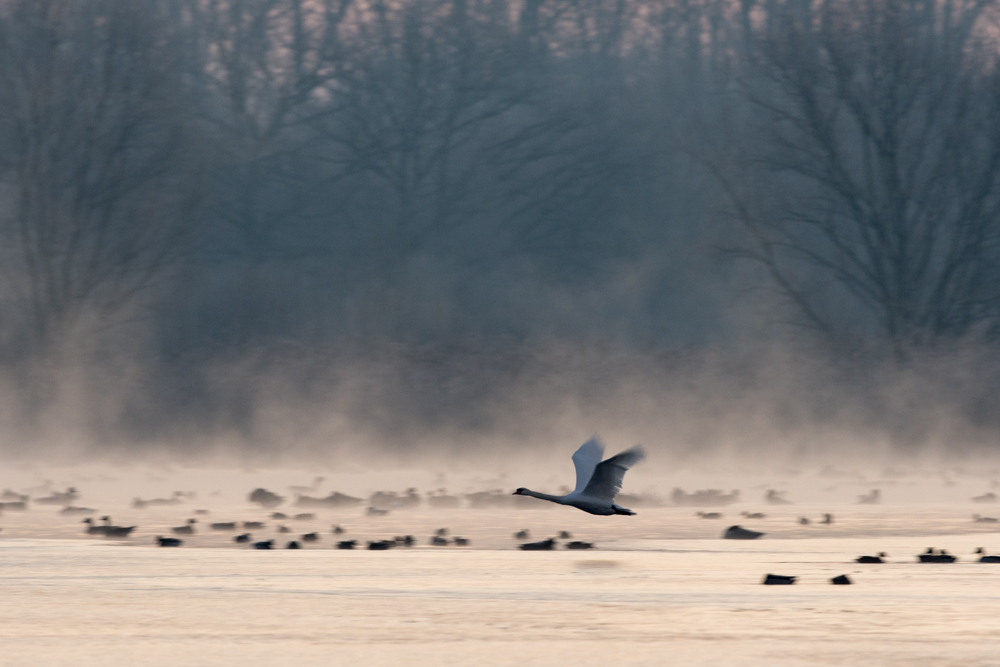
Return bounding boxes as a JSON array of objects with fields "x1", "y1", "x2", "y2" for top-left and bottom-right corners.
[{"x1": 2, "y1": 507, "x2": 1000, "y2": 667}]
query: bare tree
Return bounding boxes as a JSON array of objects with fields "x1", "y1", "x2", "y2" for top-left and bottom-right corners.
[
  {"x1": 170, "y1": 0, "x2": 354, "y2": 346},
  {"x1": 721, "y1": 0, "x2": 1000, "y2": 353},
  {"x1": 0, "y1": 0, "x2": 197, "y2": 358}
]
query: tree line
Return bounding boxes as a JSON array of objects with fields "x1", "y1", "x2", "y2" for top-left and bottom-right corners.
[{"x1": 0, "y1": 0, "x2": 998, "y2": 369}]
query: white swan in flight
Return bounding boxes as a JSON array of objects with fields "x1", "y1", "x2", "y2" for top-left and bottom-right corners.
[{"x1": 513, "y1": 436, "x2": 646, "y2": 515}]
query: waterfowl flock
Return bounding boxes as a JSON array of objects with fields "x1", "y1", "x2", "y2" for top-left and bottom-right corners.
[{"x1": 4, "y1": 439, "x2": 1000, "y2": 595}]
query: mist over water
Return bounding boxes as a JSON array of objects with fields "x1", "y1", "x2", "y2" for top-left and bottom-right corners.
[{"x1": 0, "y1": 0, "x2": 997, "y2": 472}]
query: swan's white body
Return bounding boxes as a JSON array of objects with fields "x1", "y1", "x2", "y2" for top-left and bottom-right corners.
[{"x1": 513, "y1": 437, "x2": 646, "y2": 515}]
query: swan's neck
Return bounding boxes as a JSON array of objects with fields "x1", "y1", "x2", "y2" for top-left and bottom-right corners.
[{"x1": 520, "y1": 489, "x2": 567, "y2": 504}]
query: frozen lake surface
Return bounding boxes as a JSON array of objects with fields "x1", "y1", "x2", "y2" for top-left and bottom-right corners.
[{"x1": 3, "y1": 505, "x2": 1000, "y2": 666}]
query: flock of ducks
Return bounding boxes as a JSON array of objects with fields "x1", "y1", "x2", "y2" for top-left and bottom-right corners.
[
  {"x1": 148, "y1": 522, "x2": 600, "y2": 551},
  {"x1": 4, "y1": 440, "x2": 1000, "y2": 583},
  {"x1": 148, "y1": 519, "x2": 481, "y2": 550},
  {"x1": 763, "y1": 547, "x2": 1000, "y2": 585},
  {"x1": 852, "y1": 547, "x2": 1000, "y2": 564}
]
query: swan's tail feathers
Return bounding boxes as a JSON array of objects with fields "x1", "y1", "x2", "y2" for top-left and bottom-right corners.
[{"x1": 613, "y1": 504, "x2": 636, "y2": 515}]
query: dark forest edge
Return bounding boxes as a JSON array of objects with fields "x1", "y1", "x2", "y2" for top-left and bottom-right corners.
[{"x1": 0, "y1": 0, "x2": 997, "y2": 455}]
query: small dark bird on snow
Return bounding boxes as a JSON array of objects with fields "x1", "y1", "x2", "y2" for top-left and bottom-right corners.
[
  {"x1": 252, "y1": 540, "x2": 274, "y2": 550},
  {"x1": 172, "y1": 519, "x2": 196, "y2": 535},
  {"x1": 724, "y1": 525, "x2": 764, "y2": 540},
  {"x1": 855, "y1": 552, "x2": 886, "y2": 563},
  {"x1": 975, "y1": 548, "x2": 1000, "y2": 563},
  {"x1": 762, "y1": 573, "x2": 796, "y2": 585},
  {"x1": 234, "y1": 533, "x2": 251, "y2": 543},
  {"x1": 830, "y1": 575, "x2": 852, "y2": 585},
  {"x1": 99, "y1": 517, "x2": 136, "y2": 537},
  {"x1": 337, "y1": 540, "x2": 357, "y2": 549},
  {"x1": 156, "y1": 536, "x2": 183, "y2": 547},
  {"x1": 566, "y1": 541, "x2": 594, "y2": 550},
  {"x1": 919, "y1": 548, "x2": 956, "y2": 563},
  {"x1": 302, "y1": 532, "x2": 319, "y2": 542},
  {"x1": 82, "y1": 518, "x2": 106, "y2": 536},
  {"x1": 519, "y1": 538, "x2": 556, "y2": 551}
]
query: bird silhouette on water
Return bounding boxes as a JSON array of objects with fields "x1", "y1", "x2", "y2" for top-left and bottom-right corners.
[
  {"x1": 519, "y1": 538, "x2": 556, "y2": 550},
  {"x1": 60, "y1": 506, "x2": 95, "y2": 516},
  {"x1": 975, "y1": 548, "x2": 1000, "y2": 563},
  {"x1": 919, "y1": 548, "x2": 956, "y2": 563},
  {"x1": 724, "y1": 525, "x2": 764, "y2": 540},
  {"x1": 172, "y1": 519, "x2": 196, "y2": 535},
  {"x1": 156, "y1": 536, "x2": 183, "y2": 547},
  {"x1": 97, "y1": 517, "x2": 135, "y2": 537},
  {"x1": 566, "y1": 541, "x2": 594, "y2": 549},
  {"x1": 82, "y1": 518, "x2": 106, "y2": 536},
  {"x1": 855, "y1": 552, "x2": 887, "y2": 563}
]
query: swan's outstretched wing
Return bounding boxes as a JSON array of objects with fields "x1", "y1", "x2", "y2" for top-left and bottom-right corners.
[
  {"x1": 571, "y1": 436, "x2": 605, "y2": 494},
  {"x1": 581, "y1": 445, "x2": 646, "y2": 501}
]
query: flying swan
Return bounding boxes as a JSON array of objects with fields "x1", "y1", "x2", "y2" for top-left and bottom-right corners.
[{"x1": 513, "y1": 436, "x2": 646, "y2": 515}]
